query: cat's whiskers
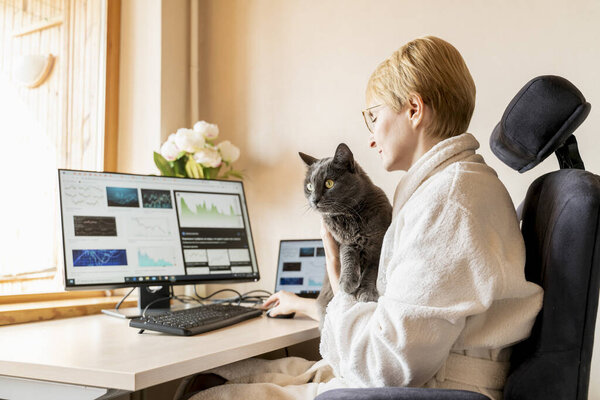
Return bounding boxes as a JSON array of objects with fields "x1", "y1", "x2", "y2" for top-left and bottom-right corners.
[
  {"x1": 319, "y1": 200, "x2": 365, "y2": 224},
  {"x1": 301, "y1": 204, "x2": 313, "y2": 215}
]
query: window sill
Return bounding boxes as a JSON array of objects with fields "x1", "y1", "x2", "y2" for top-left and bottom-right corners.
[{"x1": 0, "y1": 294, "x2": 138, "y2": 326}]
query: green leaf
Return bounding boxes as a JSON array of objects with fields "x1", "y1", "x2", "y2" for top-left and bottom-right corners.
[
  {"x1": 175, "y1": 150, "x2": 187, "y2": 160},
  {"x1": 154, "y1": 152, "x2": 175, "y2": 176},
  {"x1": 204, "y1": 165, "x2": 222, "y2": 180},
  {"x1": 223, "y1": 169, "x2": 244, "y2": 180},
  {"x1": 173, "y1": 157, "x2": 187, "y2": 177}
]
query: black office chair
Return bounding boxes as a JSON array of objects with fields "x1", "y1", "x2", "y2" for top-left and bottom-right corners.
[{"x1": 315, "y1": 75, "x2": 600, "y2": 400}]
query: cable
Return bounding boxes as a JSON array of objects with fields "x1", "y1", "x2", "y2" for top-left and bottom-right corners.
[
  {"x1": 115, "y1": 287, "x2": 136, "y2": 310},
  {"x1": 239, "y1": 289, "x2": 272, "y2": 305},
  {"x1": 239, "y1": 296, "x2": 268, "y2": 304},
  {"x1": 173, "y1": 294, "x2": 201, "y2": 305},
  {"x1": 193, "y1": 286, "x2": 243, "y2": 305},
  {"x1": 240, "y1": 289, "x2": 272, "y2": 298},
  {"x1": 141, "y1": 295, "x2": 173, "y2": 319}
]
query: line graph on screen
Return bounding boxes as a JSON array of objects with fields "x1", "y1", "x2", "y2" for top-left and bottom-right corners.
[{"x1": 128, "y1": 217, "x2": 172, "y2": 237}]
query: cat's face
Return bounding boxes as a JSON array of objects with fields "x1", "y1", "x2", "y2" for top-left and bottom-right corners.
[{"x1": 299, "y1": 143, "x2": 360, "y2": 215}]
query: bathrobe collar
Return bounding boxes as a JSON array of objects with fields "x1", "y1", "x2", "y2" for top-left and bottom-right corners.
[{"x1": 392, "y1": 132, "x2": 480, "y2": 217}]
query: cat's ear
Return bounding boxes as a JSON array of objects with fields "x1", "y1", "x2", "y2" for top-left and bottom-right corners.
[
  {"x1": 333, "y1": 143, "x2": 355, "y2": 172},
  {"x1": 299, "y1": 152, "x2": 318, "y2": 166}
]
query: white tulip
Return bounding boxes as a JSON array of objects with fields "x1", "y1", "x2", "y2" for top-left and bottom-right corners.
[
  {"x1": 218, "y1": 140, "x2": 240, "y2": 163},
  {"x1": 193, "y1": 147, "x2": 222, "y2": 168},
  {"x1": 160, "y1": 140, "x2": 180, "y2": 161},
  {"x1": 193, "y1": 120, "x2": 219, "y2": 140},
  {"x1": 174, "y1": 128, "x2": 205, "y2": 153}
]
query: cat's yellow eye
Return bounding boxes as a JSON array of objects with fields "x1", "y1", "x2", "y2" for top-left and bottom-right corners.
[
  {"x1": 307, "y1": 183, "x2": 314, "y2": 192},
  {"x1": 325, "y1": 179, "x2": 334, "y2": 189}
]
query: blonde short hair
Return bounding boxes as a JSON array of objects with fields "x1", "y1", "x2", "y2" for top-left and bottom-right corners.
[{"x1": 366, "y1": 36, "x2": 476, "y2": 140}]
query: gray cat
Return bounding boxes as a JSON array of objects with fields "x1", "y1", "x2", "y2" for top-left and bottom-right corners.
[{"x1": 299, "y1": 143, "x2": 392, "y2": 323}]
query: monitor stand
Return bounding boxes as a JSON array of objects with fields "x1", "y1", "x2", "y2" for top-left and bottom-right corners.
[{"x1": 102, "y1": 285, "x2": 172, "y2": 319}]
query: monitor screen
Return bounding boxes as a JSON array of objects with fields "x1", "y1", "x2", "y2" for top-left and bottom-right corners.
[
  {"x1": 275, "y1": 239, "x2": 325, "y2": 297},
  {"x1": 58, "y1": 169, "x2": 259, "y2": 289}
]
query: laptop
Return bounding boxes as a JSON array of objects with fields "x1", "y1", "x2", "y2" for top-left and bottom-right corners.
[{"x1": 274, "y1": 239, "x2": 326, "y2": 298}]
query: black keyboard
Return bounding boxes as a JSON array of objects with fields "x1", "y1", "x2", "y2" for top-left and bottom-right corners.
[{"x1": 129, "y1": 303, "x2": 263, "y2": 336}]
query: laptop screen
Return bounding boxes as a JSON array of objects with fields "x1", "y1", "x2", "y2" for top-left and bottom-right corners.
[{"x1": 275, "y1": 239, "x2": 326, "y2": 298}]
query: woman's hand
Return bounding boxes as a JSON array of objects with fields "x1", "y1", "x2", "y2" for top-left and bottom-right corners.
[
  {"x1": 262, "y1": 291, "x2": 320, "y2": 320},
  {"x1": 262, "y1": 290, "x2": 301, "y2": 316},
  {"x1": 321, "y1": 219, "x2": 341, "y2": 295}
]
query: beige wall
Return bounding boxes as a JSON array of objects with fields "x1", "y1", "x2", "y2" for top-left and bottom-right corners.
[
  {"x1": 118, "y1": 0, "x2": 162, "y2": 174},
  {"x1": 119, "y1": 0, "x2": 600, "y2": 396},
  {"x1": 118, "y1": 0, "x2": 190, "y2": 174},
  {"x1": 195, "y1": 0, "x2": 600, "y2": 295}
]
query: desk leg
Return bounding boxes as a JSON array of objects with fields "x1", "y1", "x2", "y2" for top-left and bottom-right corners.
[{"x1": 0, "y1": 376, "x2": 129, "y2": 400}]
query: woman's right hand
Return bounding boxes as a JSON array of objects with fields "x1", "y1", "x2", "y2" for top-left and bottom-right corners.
[
  {"x1": 262, "y1": 290, "x2": 302, "y2": 316},
  {"x1": 262, "y1": 291, "x2": 320, "y2": 320}
]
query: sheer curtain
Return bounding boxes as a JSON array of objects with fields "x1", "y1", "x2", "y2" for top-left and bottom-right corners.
[{"x1": 0, "y1": 0, "x2": 107, "y2": 293}]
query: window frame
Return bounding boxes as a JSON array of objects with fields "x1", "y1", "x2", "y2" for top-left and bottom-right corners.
[{"x1": 0, "y1": 0, "x2": 121, "y2": 303}]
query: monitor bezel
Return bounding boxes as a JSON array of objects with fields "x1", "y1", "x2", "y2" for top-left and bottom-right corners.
[{"x1": 58, "y1": 168, "x2": 260, "y2": 291}]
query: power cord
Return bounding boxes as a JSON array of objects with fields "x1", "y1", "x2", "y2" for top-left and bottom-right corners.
[
  {"x1": 193, "y1": 286, "x2": 243, "y2": 305},
  {"x1": 114, "y1": 287, "x2": 136, "y2": 310},
  {"x1": 239, "y1": 289, "x2": 272, "y2": 304}
]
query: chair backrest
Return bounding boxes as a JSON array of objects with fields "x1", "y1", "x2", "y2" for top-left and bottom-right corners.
[
  {"x1": 489, "y1": 76, "x2": 600, "y2": 400},
  {"x1": 504, "y1": 169, "x2": 600, "y2": 399}
]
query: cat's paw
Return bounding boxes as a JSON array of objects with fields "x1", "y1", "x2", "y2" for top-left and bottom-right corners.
[
  {"x1": 355, "y1": 287, "x2": 379, "y2": 303},
  {"x1": 340, "y1": 278, "x2": 360, "y2": 294}
]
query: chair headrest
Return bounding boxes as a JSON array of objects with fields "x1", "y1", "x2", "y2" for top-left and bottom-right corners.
[{"x1": 490, "y1": 75, "x2": 591, "y2": 173}]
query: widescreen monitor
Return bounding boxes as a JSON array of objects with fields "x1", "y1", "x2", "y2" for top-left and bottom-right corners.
[{"x1": 58, "y1": 169, "x2": 260, "y2": 292}]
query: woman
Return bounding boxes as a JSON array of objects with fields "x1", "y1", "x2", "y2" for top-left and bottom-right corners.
[{"x1": 176, "y1": 36, "x2": 543, "y2": 400}]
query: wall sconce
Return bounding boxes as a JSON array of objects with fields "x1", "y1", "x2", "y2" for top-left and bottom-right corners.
[{"x1": 13, "y1": 54, "x2": 55, "y2": 88}]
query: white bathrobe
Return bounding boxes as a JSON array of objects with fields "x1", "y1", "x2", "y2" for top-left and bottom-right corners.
[
  {"x1": 320, "y1": 132, "x2": 543, "y2": 398},
  {"x1": 183, "y1": 133, "x2": 543, "y2": 400}
]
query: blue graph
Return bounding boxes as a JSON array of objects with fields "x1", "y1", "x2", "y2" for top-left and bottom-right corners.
[
  {"x1": 73, "y1": 249, "x2": 128, "y2": 267},
  {"x1": 138, "y1": 248, "x2": 174, "y2": 267},
  {"x1": 308, "y1": 278, "x2": 322, "y2": 287},
  {"x1": 106, "y1": 187, "x2": 139, "y2": 207},
  {"x1": 280, "y1": 277, "x2": 303, "y2": 285}
]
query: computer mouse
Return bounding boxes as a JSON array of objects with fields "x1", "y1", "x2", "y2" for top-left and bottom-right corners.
[{"x1": 266, "y1": 309, "x2": 296, "y2": 319}]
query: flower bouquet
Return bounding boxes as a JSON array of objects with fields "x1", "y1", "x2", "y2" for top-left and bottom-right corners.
[{"x1": 153, "y1": 121, "x2": 243, "y2": 180}]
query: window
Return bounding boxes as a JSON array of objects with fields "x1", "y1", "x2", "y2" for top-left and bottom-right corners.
[{"x1": 0, "y1": 0, "x2": 115, "y2": 294}]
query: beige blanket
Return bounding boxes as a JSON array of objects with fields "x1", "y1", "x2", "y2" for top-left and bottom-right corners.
[{"x1": 178, "y1": 357, "x2": 347, "y2": 400}]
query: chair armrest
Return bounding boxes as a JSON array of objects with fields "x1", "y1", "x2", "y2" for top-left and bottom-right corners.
[{"x1": 314, "y1": 388, "x2": 490, "y2": 400}]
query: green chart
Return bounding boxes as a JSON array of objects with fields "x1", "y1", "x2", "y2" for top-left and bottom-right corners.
[{"x1": 177, "y1": 192, "x2": 244, "y2": 229}]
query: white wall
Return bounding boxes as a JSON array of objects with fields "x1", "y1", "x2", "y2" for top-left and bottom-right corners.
[
  {"x1": 190, "y1": 0, "x2": 600, "y2": 396},
  {"x1": 118, "y1": 0, "x2": 162, "y2": 174},
  {"x1": 118, "y1": 0, "x2": 190, "y2": 174}
]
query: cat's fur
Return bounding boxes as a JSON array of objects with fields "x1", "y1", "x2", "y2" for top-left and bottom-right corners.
[{"x1": 299, "y1": 143, "x2": 392, "y2": 324}]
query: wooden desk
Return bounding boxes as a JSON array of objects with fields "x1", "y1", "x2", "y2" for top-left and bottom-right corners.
[{"x1": 0, "y1": 313, "x2": 320, "y2": 399}]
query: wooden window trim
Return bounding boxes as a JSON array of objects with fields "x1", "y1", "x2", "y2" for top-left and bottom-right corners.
[
  {"x1": 1, "y1": 290, "x2": 111, "y2": 305},
  {"x1": 104, "y1": 0, "x2": 120, "y2": 172},
  {"x1": 0, "y1": 290, "x2": 138, "y2": 326}
]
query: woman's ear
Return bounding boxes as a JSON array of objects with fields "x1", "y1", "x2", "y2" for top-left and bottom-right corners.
[{"x1": 406, "y1": 94, "x2": 425, "y2": 128}]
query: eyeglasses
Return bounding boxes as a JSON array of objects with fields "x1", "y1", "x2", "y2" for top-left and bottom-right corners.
[{"x1": 361, "y1": 104, "x2": 383, "y2": 134}]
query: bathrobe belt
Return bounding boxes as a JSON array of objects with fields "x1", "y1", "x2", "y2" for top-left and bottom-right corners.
[{"x1": 434, "y1": 352, "x2": 510, "y2": 391}]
